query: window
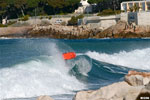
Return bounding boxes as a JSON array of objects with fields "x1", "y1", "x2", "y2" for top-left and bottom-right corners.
[
  {"x1": 141, "y1": 2, "x2": 145, "y2": 11},
  {"x1": 147, "y1": 2, "x2": 150, "y2": 11},
  {"x1": 123, "y1": 3, "x2": 127, "y2": 11},
  {"x1": 128, "y1": 3, "x2": 133, "y2": 9}
]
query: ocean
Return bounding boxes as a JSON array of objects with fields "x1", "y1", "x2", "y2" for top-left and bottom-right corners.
[{"x1": 0, "y1": 38, "x2": 150, "y2": 100}]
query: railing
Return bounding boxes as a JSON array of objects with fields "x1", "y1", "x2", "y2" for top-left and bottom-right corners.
[{"x1": 8, "y1": 14, "x2": 96, "y2": 21}]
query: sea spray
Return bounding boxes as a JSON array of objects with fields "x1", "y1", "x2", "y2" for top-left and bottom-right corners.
[
  {"x1": 86, "y1": 48, "x2": 150, "y2": 70},
  {"x1": 0, "y1": 40, "x2": 86, "y2": 99},
  {"x1": 67, "y1": 55, "x2": 92, "y2": 76}
]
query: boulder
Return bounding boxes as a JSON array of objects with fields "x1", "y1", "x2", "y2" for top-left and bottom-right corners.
[
  {"x1": 73, "y1": 82, "x2": 143, "y2": 100},
  {"x1": 125, "y1": 71, "x2": 150, "y2": 86},
  {"x1": 95, "y1": 20, "x2": 150, "y2": 39},
  {"x1": 112, "y1": 21, "x2": 127, "y2": 34},
  {"x1": 73, "y1": 71, "x2": 150, "y2": 100},
  {"x1": 136, "y1": 85, "x2": 150, "y2": 100},
  {"x1": 123, "y1": 86, "x2": 144, "y2": 100},
  {"x1": 37, "y1": 95, "x2": 54, "y2": 100}
]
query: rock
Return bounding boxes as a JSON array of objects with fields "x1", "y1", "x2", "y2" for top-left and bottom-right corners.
[
  {"x1": 123, "y1": 86, "x2": 143, "y2": 100},
  {"x1": 112, "y1": 21, "x2": 127, "y2": 34},
  {"x1": 27, "y1": 25, "x2": 98, "y2": 39},
  {"x1": 73, "y1": 71, "x2": 150, "y2": 100},
  {"x1": 73, "y1": 82, "x2": 143, "y2": 100},
  {"x1": 95, "y1": 21, "x2": 150, "y2": 39},
  {"x1": 125, "y1": 75, "x2": 144, "y2": 86},
  {"x1": 37, "y1": 95, "x2": 54, "y2": 100},
  {"x1": 136, "y1": 87, "x2": 150, "y2": 100},
  {"x1": 126, "y1": 71, "x2": 150, "y2": 77},
  {"x1": 145, "y1": 83, "x2": 150, "y2": 90},
  {"x1": 125, "y1": 71, "x2": 150, "y2": 86},
  {"x1": 0, "y1": 26, "x2": 32, "y2": 37},
  {"x1": 95, "y1": 21, "x2": 127, "y2": 38}
]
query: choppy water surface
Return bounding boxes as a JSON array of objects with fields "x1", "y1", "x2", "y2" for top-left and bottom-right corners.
[{"x1": 0, "y1": 38, "x2": 150, "y2": 100}]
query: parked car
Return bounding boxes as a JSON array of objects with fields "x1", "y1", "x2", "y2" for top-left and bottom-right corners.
[{"x1": 55, "y1": 19, "x2": 62, "y2": 24}]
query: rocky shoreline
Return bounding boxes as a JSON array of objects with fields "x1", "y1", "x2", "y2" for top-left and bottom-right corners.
[
  {"x1": 0, "y1": 26, "x2": 32, "y2": 38},
  {"x1": 26, "y1": 25, "x2": 101, "y2": 39},
  {"x1": 73, "y1": 70, "x2": 150, "y2": 100},
  {"x1": 95, "y1": 21, "x2": 150, "y2": 38},
  {"x1": 36, "y1": 71, "x2": 150, "y2": 100},
  {"x1": 1, "y1": 21, "x2": 150, "y2": 39}
]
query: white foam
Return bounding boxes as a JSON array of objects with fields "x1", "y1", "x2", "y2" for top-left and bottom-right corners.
[
  {"x1": 71, "y1": 56, "x2": 92, "y2": 76},
  {"x1": 86, "y1": 48, "x2": 150, "y2": 70},
  {"x1": 0, "y1": 43, "x2": 85, "y2": 99}
]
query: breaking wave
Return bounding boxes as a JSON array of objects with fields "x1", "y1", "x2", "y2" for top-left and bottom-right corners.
[{"x1": 86, "y1": 48, "x2": 150, "y2": 70}]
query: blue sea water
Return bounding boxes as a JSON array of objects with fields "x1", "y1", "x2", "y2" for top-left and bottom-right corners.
[{"x1": 0, "y1": 38, "x2": 150, "y2": 100}]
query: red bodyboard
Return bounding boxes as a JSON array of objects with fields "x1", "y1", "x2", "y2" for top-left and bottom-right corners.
[{"x1": 62, "y1": 52, "x2": 76, "y2": 60}]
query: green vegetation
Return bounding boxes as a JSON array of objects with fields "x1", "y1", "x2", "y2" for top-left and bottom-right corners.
[
  {"x1": 49, "y1": 16, "x2": 52, "y2": 20},
  {"x1": 68, "y1": 14, "x2": 84, "y2": 25},
  {"x1": 61, "y1": 21, "x2": 67, "y2": 26},
  {"x1": 0, "y1": 0, "x2": 132, "y2": 23},
  {"x1": 20, "y1": 15, "x2": 30, "y2": 21},
  {"x1": 40, "y1": 16, "x2": 43, "y2": 19},
  {"x1": 0, "y1": 0, "x2": 80, "y2": 22},
  {"x1": 97, "y1": 9, "x2": 121, "y2": 16},
  {"x1": 0, "y1": 24, "x2": 7, "y2": 27},
  {"x1": 7, "y1": 21, "x2": 17, "y2": 26},
  {"x1": 88, "y1": 0, "x2": 130, "y2": 12},
  {"x1": 129, "y1": 4, "x2": 140, "y2": 12},
  {"x1": 0, "y1": 20, "x2": 17, "y2": 27}
]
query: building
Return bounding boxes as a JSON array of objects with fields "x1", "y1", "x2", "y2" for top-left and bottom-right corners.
[
  {"x1": 74, "y1": 0, "x2": 95, "y2": 14},
  {"x1": 121, "y1": 0, "x2": 150, "y2": 12},
  {"x1": 2, "y1": 17, "x2": 7, "y2": 25},
  {"x1": 121, "y1": 0, "x2": 150, "y2": 26}
]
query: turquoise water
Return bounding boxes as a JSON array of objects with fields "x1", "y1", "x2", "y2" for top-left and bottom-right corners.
[{"x1": 0, "y1": 38, "x2": 150, "y2": 100}]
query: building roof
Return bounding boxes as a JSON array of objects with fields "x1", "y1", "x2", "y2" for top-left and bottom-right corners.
[{"x1": 121, "y1": 0, "x2": 150, "y2": 4}]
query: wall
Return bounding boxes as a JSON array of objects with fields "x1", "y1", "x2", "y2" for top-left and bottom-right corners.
[
  {"x1": 100, "y1": 20, "x2": 117, "y2": 29},
  {"x1": 28, "y1": 17, "x2": 71, "y2": 25},
  {"x1": 138, "y1": 12, "x2": 150, "y2": 26},
  {"x1": 121, "y1": 13, "x2": 128, "y2": 22},
  {"x1": 121, "y1": 12, "x2": 150, "y2": 26},
  {"x1": 78, "y1": 15, "x2": 119, "y2": 29}
]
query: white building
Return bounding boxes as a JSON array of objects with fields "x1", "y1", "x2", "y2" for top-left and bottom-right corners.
[
  {"x1": 2, "y1": 17, "x2": 7, "y2": 25},
  {"x1": 121, "y1": 0, "x2": 150, "y2": 26},
  {"x1": 74, "y1": 0, "x2": 94, "y2": 14},
  {"x1": 121, "y1": 0, "x2": 150, "y2": 12}
]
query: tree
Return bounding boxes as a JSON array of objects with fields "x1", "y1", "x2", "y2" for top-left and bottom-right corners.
[
  {"x1": 88, "y1": 0, "x2": 132, "y2": 12},
  {"x1": 3, "y1": 0, "x2": 26, "y2": 17},
  {"x1": 27, "y1": 0, "x2": 39, "y2": 8},
  {"x1": 0, "y1": 0, "x2": 132, "y2": 20},
  {"x1": 0, "y1": 0, "x2": 8, "y2": 22},
  {"x1": 64, "y1": 0, "x2": 80, "y2": 13},
  {"x1": 88, "y1": 0, "x2": 104, "y2": 4}
]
